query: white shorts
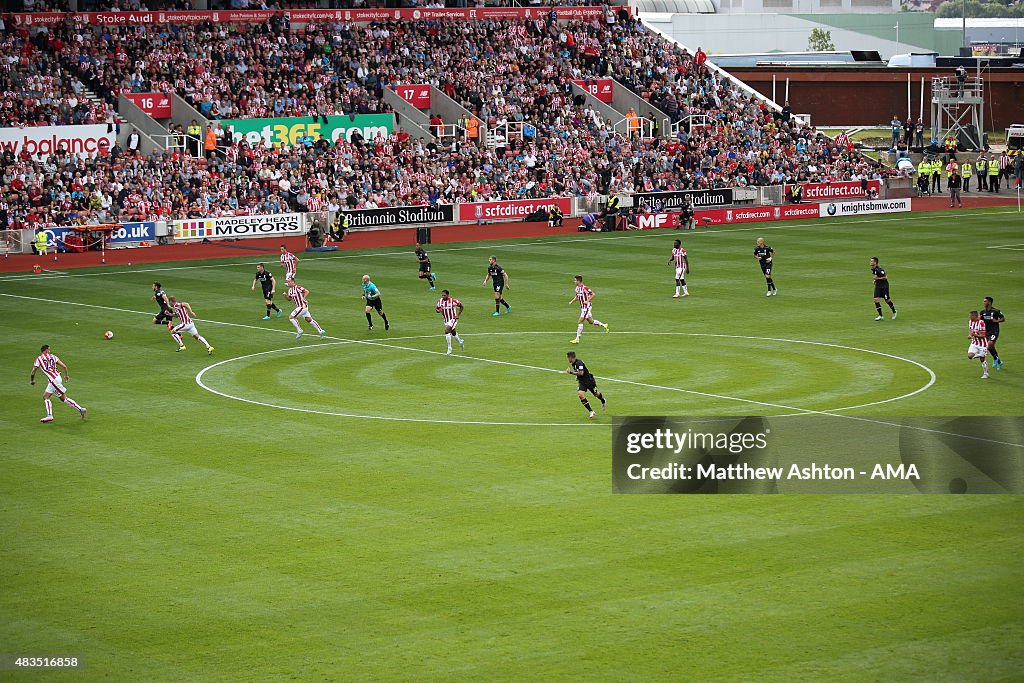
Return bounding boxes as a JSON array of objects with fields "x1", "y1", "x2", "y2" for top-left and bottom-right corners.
[
  {"x1": 675, "y1": 266, "x2": 686, "y2": 278},
  {"x1": 45, "y1": 376, "x2": 66, "y2": 396},
  {"x1": 291, "y1": 306, "x2": 309, "y2": 320},
  {"x1": 443, "y1": 318, "x2": 458, "y2": 331},
  {"x1": 172, "y1": 322, "x2": 197, "y2": 336},
  {"x1": 285, "y1": 269, "x2": 296, "y2": 281},
  {"x1": 968, "y1": 342, "x2": 988, "y2": 357},
  {"x1": 579, "y1": 304, "x2": 592, "y2": 319}
]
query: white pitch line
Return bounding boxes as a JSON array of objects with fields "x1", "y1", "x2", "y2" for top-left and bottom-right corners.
[
  {"x1": 2, "y1": 209, "x2": 1020, "y2": 282},
  {"x1": 195, "y1": 330, "x2": 938, "y2": 429},
  {"x1": 196, "y1": 331, "x2": 1024, "y2": 449},
  {"x1": 9, "y1": 290, "x2": 1018, "y2": 449},
  {"x1": 986, "y1": 243, "x2": 1024, "y2": 249}
]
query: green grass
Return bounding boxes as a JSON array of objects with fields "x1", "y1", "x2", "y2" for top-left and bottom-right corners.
[{"x1": 1, "y1": 208, "x2": 1022, "y2": 681}]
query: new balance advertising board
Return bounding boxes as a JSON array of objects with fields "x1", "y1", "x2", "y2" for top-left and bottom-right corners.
[{"x1": 0, "y1": 124, "x2": 115, "y2": 160}]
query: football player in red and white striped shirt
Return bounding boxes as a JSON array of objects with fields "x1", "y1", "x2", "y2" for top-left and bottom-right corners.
[
  {"x1": 669, "y1": 239, "x2": 689, "y2": 298},
  {"x1": 569, "y1": 275, "x2": 608, "y2": 344},
  {"x1": 286, "y1": 278, "x2": 326, "y2": 340},
  {"x1": 279, "y1": 244, "x2": 298, "y2": 281},
  {"x1": 29, "y1": 344, "x2": 86, "y2": 423},
  {"x1": 967, "y1": 310, "x2": 990, "y2": 379},
  {"x1": 436, "y1": 290, "x2": 465, "y2": 356},
  {"x1": 167, "y1": 297, "x2": 214, "y2": 354}
]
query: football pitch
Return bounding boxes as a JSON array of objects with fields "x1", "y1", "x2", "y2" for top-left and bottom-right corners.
[{"x1": 1, "y1": 208, "x2": 1022, "y2": 680}]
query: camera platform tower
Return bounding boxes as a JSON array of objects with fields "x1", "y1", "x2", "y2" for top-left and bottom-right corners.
[{"x1": 931, "y1": 74, "x2": 984, "y2": 151}]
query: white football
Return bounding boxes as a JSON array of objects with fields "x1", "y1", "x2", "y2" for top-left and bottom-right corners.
[{"x1": 104, "y1": 330, "x2": 114, "y2": 339}]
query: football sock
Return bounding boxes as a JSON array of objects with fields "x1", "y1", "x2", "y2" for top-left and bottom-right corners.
[
  {"x1": 366, "y1": 312, "x2": 373, "y2": 325},
  {"x1": 266, "y1": 305, "x2": 272, "y2": 314},
  {"x1": 683, "y1": 284, "x2": 688, "y2": 295},
  {"x1": 291, "y1": 317, "x2": 302, "y2": 332},
  {"x1": 44, "y1": 399, "x2": 53, "y2": 417},
  {"x1": 675, "y1": 285, "x2": 680, "y2": 296},
  {"x1": 381, "y1": 313, "x2": 389, "y2": 325},
  {"x1": 195, "y1": 335, "x2": 210, "y2": 347},
  {"x1": 445, "y1": 333, "x2": 452, "y2": 352},
  {"x1": 495, "y1": 302, "x2": 501, "y2": 313},
  {"x1": 62, "y1": 396, "x2": 81, "y2": 411},
  {"x1": 454, "y1": 332, "x2": 463, "y2": 344},
  {"x1": 887, "y1": 300, "x2": 897, "y2": 312},
  {"x1": 499, "y1": 298, "x2": 509, "y2": 308},
  {"x1": 171, "y1": 332, "x2": 183, "y2": 345},
  {"x1": 576, "y1": 323, "x2": 584, "y2": 339},
  {"x1": 271, "y1": 304, "x2": 280, "y2": 312},
  {"x1": 597, "y1": 392, "x2": 606, "y2": 405},
  {"x1": 981, "y1": 359, "x2": 989, "y2": 372},
  {"x1": 990, "y1": 345, "x2": 999, "y2": 361},
  {"x1": 767, "y1": 278, "x2": 775, "y2": 291},
  {"x1": 875, "y1": 302, "x2": 883, "y2": 316},
  {"x1": 592, "y1": 319, "x2": 604, "y2": 327},
  {"x1": 310, "y1": 319, "x2": 324, "y2": 334},
  {"x1": 580, "y1": 398, "x2": 592, "y2": 412}
]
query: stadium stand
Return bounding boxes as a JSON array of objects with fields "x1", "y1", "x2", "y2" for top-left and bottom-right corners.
[
  {"x1": 0, "y1": 30, "x2": 116, "y2": 127},
  {"x1": 0, "y1": 9, "x2": 893, "y2": 225}
]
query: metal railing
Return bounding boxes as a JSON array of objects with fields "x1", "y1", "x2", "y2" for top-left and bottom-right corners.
[
  {"x1": 615, "y1": 116, "x2": 655, "y2": 140},
  {"x1": 152, "y1": 133, "x2": 204, "y2": 158},
  {"x1": 931, "y1": 76, "x2": 983, "y2": 101}
]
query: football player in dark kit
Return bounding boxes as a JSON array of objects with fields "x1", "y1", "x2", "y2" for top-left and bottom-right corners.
[
  {"x1": 566, "y1": 351, "x2": 606, "y2": 419},
  {"x1": 152, "y1": 282, "x2": 174, "y2": 325},
  {"x1": 251, "y1": 263, "x2": 282, "y2": 320},
  {"x1": 753, "y1": 238, "x2": 777, "y2": 296},
  {"x1": 981, "y1": 296, "x2": 1006, "y2": 369},
  {"x1": 870, "y1": 257, "x2": 898, "y2": 321},
  {"x1": 414, "y1": 242, "x2": 437, "y2": 290},
  {"x1": 483, "y1": 255, "x2": 511, "y2": 316}
]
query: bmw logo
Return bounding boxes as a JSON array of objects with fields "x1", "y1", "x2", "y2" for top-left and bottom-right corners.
[{"x1": 827, "y1": 203, "x2": 837, "y2": 216}]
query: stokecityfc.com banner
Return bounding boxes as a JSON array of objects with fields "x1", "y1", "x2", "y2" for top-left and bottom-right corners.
[
  {"x1": 457, "y1": 198, "x2": 572, "y2": 223},
  {"x1": 786, "y1": 180, "x2": 882, "y2": 201},
  {"x1": 173, "y1": 213, "x2": 302, "y2": 242},
  {"x1": 3, "y1": 6, "x2": 603, "y2": 27}
]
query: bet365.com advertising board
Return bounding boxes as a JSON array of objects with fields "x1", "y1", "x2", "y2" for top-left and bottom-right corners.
[
  {"x1": 173, "y1": 213, "x2": 302, "y2": 242},
  {"x1": 223, "y1": 114, "x2": 394, "y2": 148}
]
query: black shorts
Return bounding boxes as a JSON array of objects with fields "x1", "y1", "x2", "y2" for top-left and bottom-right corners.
[
  {"x1": 154, "y1": 309, "x2": 174, "y2": 324},
  {"x1": 988, "y1": 332, "x2": 999, "y2": 343},
  {"x1": 578, "y1": 378, "x2": 598, "y2": 394},
  {"x1": 262, "y1": 288, "x2": 274, "y2": 300},
  {"x1": 759, "y1": 261, "x2": 772, "y2": 275},
  {"x1": 492, "y1": 282, "x2": 504, "y2": 294},
  {"x1": 874, "y1": 285, "x2": 890, "y2": 299},
  {"x1": 366, "y1": 297, "x2": 383, "y2": 311},
  {"x1": 418, "y1": 263, "x2": 431, "y2": 274}
]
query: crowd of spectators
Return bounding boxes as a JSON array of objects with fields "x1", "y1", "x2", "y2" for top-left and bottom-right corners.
[
  {"x1": 0, "y1": 10, "x2": 892, "y2": 228},
  {"x1": 0, "y1": 29, "x2": 116, "y2": 127}
]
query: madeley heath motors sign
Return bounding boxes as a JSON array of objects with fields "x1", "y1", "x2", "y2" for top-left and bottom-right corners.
[{"x1": 173, "y1": 213, "x2": 302, "y2": 241}]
